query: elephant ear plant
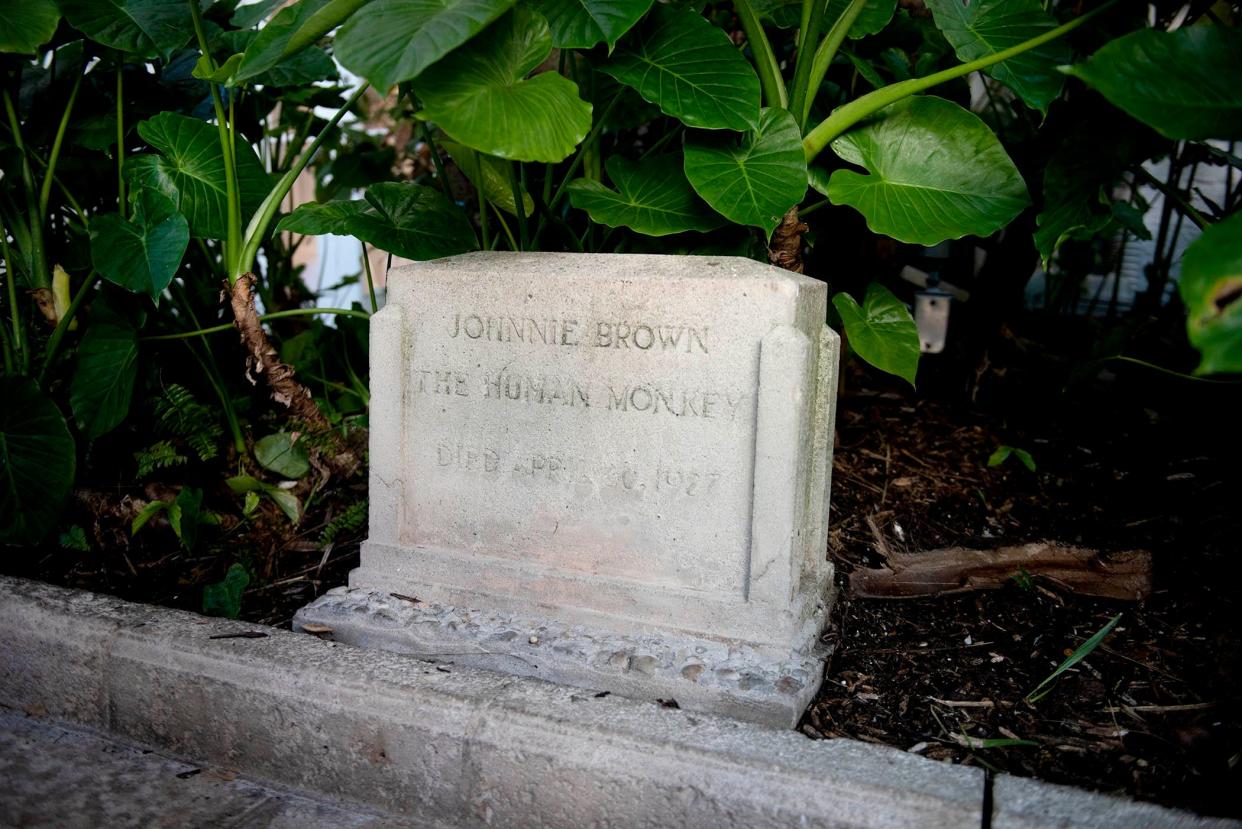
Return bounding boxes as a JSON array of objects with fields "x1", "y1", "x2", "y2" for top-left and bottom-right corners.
[
  {"x1": 3, "y1": 0, "x2": 1240, "y2": 546},
  {"x1": 1, "y1": 0, "x2": 383, "y2": 545},
  {"x1": 269, "y1": 0, "x2": 1135, "y2": 388},
  {"x1": 264, "y1": 0, "x2": 1242, "y2": 383}
]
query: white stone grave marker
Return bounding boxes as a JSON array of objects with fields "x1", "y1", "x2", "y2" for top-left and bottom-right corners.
[{"x1": 296, "y1": 252, "x2": 840, "y2": 726}]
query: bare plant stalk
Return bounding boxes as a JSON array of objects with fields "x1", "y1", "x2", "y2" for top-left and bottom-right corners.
[{"x1": 229, "y1": 273, "x2": 360, "y2": 476}]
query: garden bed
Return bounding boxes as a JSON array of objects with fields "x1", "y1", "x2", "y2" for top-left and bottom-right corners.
[{"x1": 4, "y1": 327, "x2": 1238, "y2": 819}]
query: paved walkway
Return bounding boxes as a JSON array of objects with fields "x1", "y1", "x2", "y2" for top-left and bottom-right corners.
[{"x1": 0, "y1": 709, "x2": 424, "y2": 828}]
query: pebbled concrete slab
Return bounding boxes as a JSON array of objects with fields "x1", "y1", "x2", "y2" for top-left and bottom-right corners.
[{"x1": 0, "y1": 708, "x2": 422, "y2": 828}]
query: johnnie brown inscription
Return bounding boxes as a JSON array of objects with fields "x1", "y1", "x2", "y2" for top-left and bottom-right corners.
[{"x1": 449, "y1": 313, "x2": 710, "y2": 353}]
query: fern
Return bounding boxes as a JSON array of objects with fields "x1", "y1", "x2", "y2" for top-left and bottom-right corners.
[
  {"x1": 319, "y1": 499, "x2": 367, "y2": 547},
  {"x1": 153, "y1": 384, "x2": 223, "y2": 462},
  {"x1": 134, "y1": 440, "x2": 188, "y2": 478}
]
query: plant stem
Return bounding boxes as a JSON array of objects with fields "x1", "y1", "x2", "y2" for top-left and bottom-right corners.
[
  {"x1": 184, "y1": 337, "x2": 248, "y2": 454},
  {"x1": 190, "y1": 0, "x2": 242, "y2": 280},
  {"x1": 534, "y1": 92, "x2": 622, "y2": 243},
  {"x1": 37, "y1": 270, "x2": 100, "y2": 385},
  {"x1": 143, "y1": 307, "x2": 372, "y2": 341},
  {"x1": 1, "y1": 220, "x2": 25, "y2": 373},
  {"x1": 638, "y1": 123, "x2": 683, "y2": 160},
  {"x1": 803, "y1": 0, "x2": 1120, "y2": 161},
  {"x1": 1134, "y1": 166, "x2": 1208, "y2": 230},
  {"x1": 0, "y1": 313, "x2": 13, "y2": 374},
  {"x1": 116, "y1": 61, "x2": 126, "y2": 217},
  {"x1": 477, "y1": 179, "x2": 491, "y2": 251},
  {"x1": 239, "y1": 84, "x2": 370, "y2": 276},
  {"x1": 2, "y1": 89, "x2": 50, "y2": 292},
  {"x1": 510, "y1": 162, "x2": 528, "y2": 251},
  {"x1": 420, "y1": 119, "x2": 454, "y2": 200},
  {"x1": 171, "y1": 281, "x2": 246, "y2": 454},
  {"x1": 361, "y1": 242, "x2": 378, "y2": 313},
  {"x1": 40, "y1": 72, "x2": 83, "y2": 219},
  {"x1": 798, "y1": 197, "x2": 831, "y2": 217},
  {"x1": 800, "y1": 0, "x2": 865, "y2": 128},
  {"x1": 491, "y1": 204, "x2": 518, "y2": 251},
  {"x1": 1109, "y1": 355, "x2": 1242, "y2": 384},
  {"x1": 734, "y1": 0, "x2": 788, "y2": 109},
  {"x1": 277, "y1": 111, "x2": 314, "y2": 173},
  {"x1": 28, "y1": 147, "x2": 91, "y2": 231},
  {"x1": 788, "y1": 0, "x2": 832, "y2": 122}
]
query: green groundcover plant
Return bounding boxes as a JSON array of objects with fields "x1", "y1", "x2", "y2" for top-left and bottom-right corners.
[{"x1": 1, "y1": 0, "x2": 1239, "y2": 548}]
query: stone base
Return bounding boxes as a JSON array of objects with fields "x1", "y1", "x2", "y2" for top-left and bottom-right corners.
[{"x1": 293, "y1": 587, "x2": 829, "y2": 728}]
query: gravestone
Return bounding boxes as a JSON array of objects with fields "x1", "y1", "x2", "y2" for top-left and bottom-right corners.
[{"x1": 296, "y1": 252, "x2": 840, "y2": 727}]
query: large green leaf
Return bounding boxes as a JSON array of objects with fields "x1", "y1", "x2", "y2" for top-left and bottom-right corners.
[
  {"x1": 924, "y1": 0, "x2": 1067, "y2": 113},
  {"x1": 193, "y1": 53, "x2": 246, "y2": 86},
  {"x1": 602, "y1": 3, "x2": 760, "y2": 132},
  {"x1": 1064, "y1": 26, "x2": 1242, "y2": 141},
  {"x1": 833, "y1": 283, "x2": 919, "y2": 386},
  {"x1": 58, "y1": 0, "x2": 192, "y2": 59},
  {"x1": 127, "y1": 112, "x2": 270, "y2": 239},
  {"x1": 567, "y1": 154, "x2": 724, "y2": 236},
  {"x1": 227, "y1": 475, "x2": 300, "y2": 523},
  {"x1": 824, "y1": 0, "x2": 896, "y2": 39},
  {"x1": 1034, "y1": 114, "x2": 1163, "y2": 265},
  {"x1": 1179, "y1": 212, "x2": 1242, "y2": 375},
  {"x1": 825, "y1": 96, "x2": 1029, "y2": 246},
  {"x1": 277, "y1": 182, "x2": 478, "y2": 260},
  {"x1": 255, "y1": 433, "x2": 310, "y2": 478},
  {"x1": 0, "y1": 0, "x2": 60, "y2": 54},
  {"x1": 276, "y1": 199, "x2": 370, "y2": 235},
  {"x1": 217, "y1": 30, "x2": 338, "y2": 87},
  {"x1": 203, "y1": 562, "x2": 250, "y2": 618},
  {"x1": 236, "y1": 0, "x2": 370, "y2": 83},
  {"x1": 230, "y1": 0, "x2": 285, "y2": 27},
  {"x1": 683, "y1": 107, "x2": 806, "y2": 236},
  {"x1": 749, "y1": 0, "x2": 799, "y2": 29},
  {"x1": 90, "y1": 188, "x2": 190, "y2": 299},
  {"x1": 336, "y1": 182, "x2": 480, "y2": 259},
  {"x1": 414, "y1": 8, "x2": 593, "y2": 163},
  {"x1": 527, "y1": 0, "x2": 652, "y2": 48},
  {"x1": 70, "y1": 308, "x2": 139, "y2": 440},
  {"x1": 335, "y1": 0, "x2": 516, "y2": 91},
  {"x1": 0, "y1": 376, "x2": 76, "y2": 545},
  {"x1": 441, "y1": 140, "x2": 533, "y2": 217}
]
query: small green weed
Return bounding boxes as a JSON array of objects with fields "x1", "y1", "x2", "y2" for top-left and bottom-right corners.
[
  {"x1": 988, "y1": 445, "x2": 1036, "y2": 472},
  {"x1": 1026, "y1": 614, "x2": 1122, "y2": 703}
]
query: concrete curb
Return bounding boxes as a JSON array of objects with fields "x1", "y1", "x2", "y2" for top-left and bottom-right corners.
[{"x1": 0, "y1": 576, "x2": 1232, "y2": 828}]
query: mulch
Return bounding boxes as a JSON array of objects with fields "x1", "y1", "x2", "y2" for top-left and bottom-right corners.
[{"x1": 807, "y1": 378, "x2": 1240, "y2": 818}]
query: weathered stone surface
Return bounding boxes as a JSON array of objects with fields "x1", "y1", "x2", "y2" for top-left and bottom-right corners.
[
  {"x1": 0, "y1": 709, "x2": 415, "y2": 828},
  {"x1": 294, "y1": 587, "x2": 828, "y2": 726},
  {"x1": 0, "y1": 576, "x2": 989, "y2": 829},
  {"x1": 8, "y1": 577, "x2": 1230, "y2": 829},
  {"x1": 991, "y1": 773, "x2": 1236, "y2": 828},
  {"x1": 325, "y1": 252, "x2": 841, "y2": 724}
]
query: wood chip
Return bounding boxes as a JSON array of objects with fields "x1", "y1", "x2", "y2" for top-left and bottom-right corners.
[
  {"x1": 1103, "y1": 702, "x2": 1216, "y2": 714},
  {"x1": 849, "y1": 541, "x2": 1152, "y2": 601},
  {"x1": 929, "y1": 697, "x2": 995, "y2": 709},
  {"x1": 300, "y1": 623, "x2": 334, "y2": 635}
]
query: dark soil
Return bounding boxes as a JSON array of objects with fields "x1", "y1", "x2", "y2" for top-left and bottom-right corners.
[
  {"x1": 4, "y1": 320, "x2": 1239, "y2": 819},
  {"x1": 808, "y1": 350, "x2": 1241, "y2": 819}
]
